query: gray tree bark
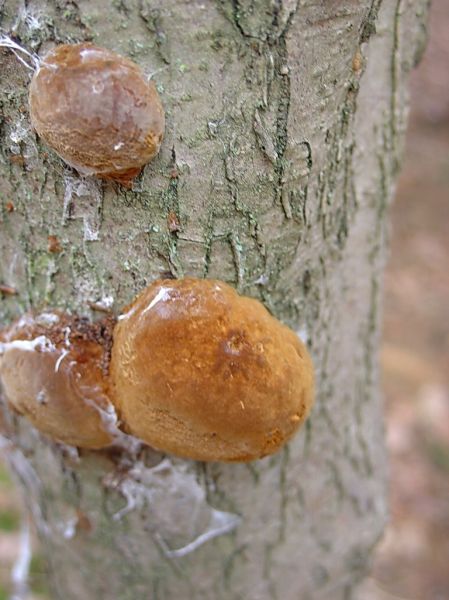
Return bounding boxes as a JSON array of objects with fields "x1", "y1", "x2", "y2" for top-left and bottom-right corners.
[{"x1": 0, "y1": 1, "x2": 429, "y2": 599}]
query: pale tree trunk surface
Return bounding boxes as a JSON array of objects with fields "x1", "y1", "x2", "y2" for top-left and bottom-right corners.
[{"x1": 0, "y1": 1, "x2": 429, "y2": 599}]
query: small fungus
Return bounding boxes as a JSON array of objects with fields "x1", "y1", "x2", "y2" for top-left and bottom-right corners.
[
  {"x1": 47, "y1": 235, "x2": 62, "y2": 253},
  {"x1": 167, "y1": 211, "x2": 181, "y2": 233},
  {"x1": 0, "y1": 285, "x2": 18, "y2": 296},
  {"x1": 352, "y1": 50, "x2": 363, "y2": 73},
  {"x1": 110, "y1": 278, "x2": 314, "y2": 462},
  {"x1": 9, "y1": 154, "x2": 25, "y2": 166},
  {"x1": 29, "y1": 43, "x2": 165, "y2": 186},
  {"x1": 0, "y1": 313, "x2": 114, "y2": 448}
]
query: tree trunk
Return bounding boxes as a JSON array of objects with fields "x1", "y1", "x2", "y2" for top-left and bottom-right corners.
[{"x1": 0, "y1": 1, "x2": 429, "y2": 599}]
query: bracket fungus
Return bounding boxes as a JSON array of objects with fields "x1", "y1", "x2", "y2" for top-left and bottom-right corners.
[
  {"x1": 29, "y1": 43, "x2": 165, "y2": 186},
  {"x1": 0, "y1": 313, "x2": 114, "y2": 449},
  {"x1": 110, "y1": 278, "x2": 314, "y2": 462}
]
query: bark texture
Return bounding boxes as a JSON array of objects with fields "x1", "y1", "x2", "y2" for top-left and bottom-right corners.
[{"x1": 0, "y1": 1, "x2": 429, "y2": 599}]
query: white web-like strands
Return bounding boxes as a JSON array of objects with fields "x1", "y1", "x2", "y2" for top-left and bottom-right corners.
[
  {"x1": 105, "y1": 458, "x2": 241, "y2": 558},
  {"x1": 62, "y1": 175, "x2": 104, "y2": 241},
  {"x1": 0, "y1": 435, "x2": 48, "y2": 536},
  {"x1": 0, "y1": 34, "x2": 40, "y2": 71},
  {"x1": 10, "y1": 518, "x2": 32, "y2": 600},
  {"x1": 158, "y1": 508, "x2": 241, "y2": 559}
]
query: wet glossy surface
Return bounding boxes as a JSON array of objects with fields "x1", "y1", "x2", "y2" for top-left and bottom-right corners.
[
  {"x1": 29, "y1": 43, "x2": 165, "y2": 185},
  {"x1": 111, "y1": 278, "x2": 314, "y2": 462},
  {"x1": 0, "y1": 312, "x2": 114, "y2": 448}
]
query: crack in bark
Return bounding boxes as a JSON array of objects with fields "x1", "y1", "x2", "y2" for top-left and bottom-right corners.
[
  {"x1": 389, "y1": 0, "x2": 403, "y2": 173},
  {"x1": 230, "y1": 0, "x2": 248, "y2": 38},
  {"x1": 360, "y1": 0, "x2": 384, "y2": 43}
]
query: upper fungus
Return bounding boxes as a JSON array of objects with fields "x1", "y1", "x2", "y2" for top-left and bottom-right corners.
[
  {"x1": 110, "y1": 278, "x2": 314, "y2": 462},
  {"x1": 0, "y1": 312, "x2": 114, "y2": 448},
  {"x1": 29, "y1": 43, "x2": 165, "y2": 186}
]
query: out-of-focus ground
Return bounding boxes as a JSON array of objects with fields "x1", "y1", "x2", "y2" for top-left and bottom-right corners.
[
  {"x1": 0, "y1": 2, "x2": 448, "y2": 599},
  {"x1": 360, "y1": 1, "x2": 449, "y2": 599}
]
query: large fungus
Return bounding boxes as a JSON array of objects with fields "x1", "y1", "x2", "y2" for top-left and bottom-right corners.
[
  {"x1": 110, "y1": 278, "x2": 314, "y2": 462},
  {"x1": 0, "y1": 312, "x2": 114, "y2": 448},
  {"x1": 29, "y1": 43, "x2": 165, "y2": 186}
]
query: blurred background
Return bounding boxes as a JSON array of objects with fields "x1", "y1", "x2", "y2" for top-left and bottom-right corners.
[
  {"x1": 0, "y1": 1, "x2": 448, "y2": 598},
  {"x1": 360, "y1": 1, "x2": 449, "y2": 598}
]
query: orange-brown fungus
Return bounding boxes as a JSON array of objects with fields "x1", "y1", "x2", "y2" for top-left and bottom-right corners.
[
  {"x1": 0, "y1": 312, "x2": 114, "y2": 448},
  {"x1": 110, "y1": 278, "x2": 314, "y2": 462},
  {"x1": 29, "y1": 43, "x2": 165, "y2": 186}
]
